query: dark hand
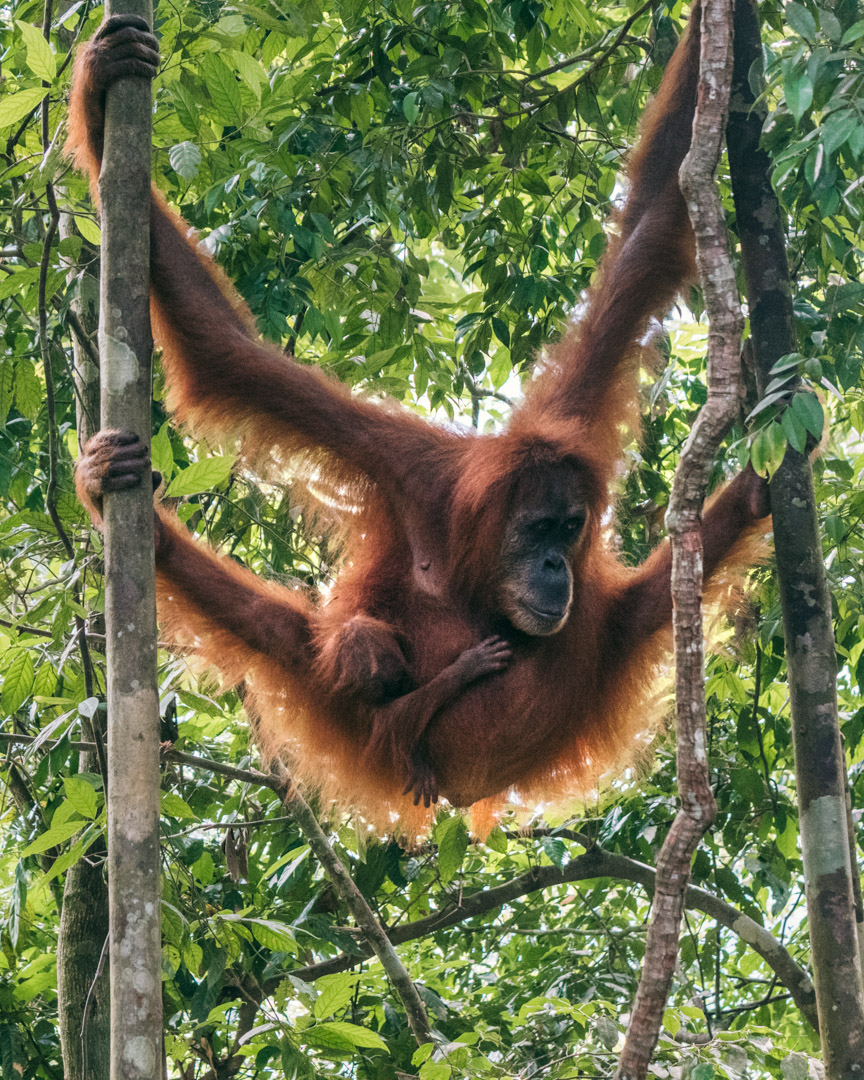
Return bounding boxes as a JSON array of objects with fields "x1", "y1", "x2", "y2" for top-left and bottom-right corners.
[
  {"x1": 76, "y1": 428, "x2": 164, "y2": 548},
  {"x1": 457, "y1": 636, "x2": 512, "y2": 682},
  {"x1": 88, "y1": 15, "x2": 159, "y2": 94},
  {"x1": 403, "y1": 745, "x2": 439, "y2": 809}
]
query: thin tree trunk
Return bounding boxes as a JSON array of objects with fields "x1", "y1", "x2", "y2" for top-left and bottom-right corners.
[
  {"x1": 727, "y1": 1, "x2": 864, "y2": 1073},
  {"x1": 616, "y1": 6, "x2": 740, "y2": 1075},
  {"x1": 59, "y1": 213, "x2": 100, "y2": 446},
  {"x1": 57, "y1": 853, "x2": 110, "y2": 1080},
  {"x1": 97, "y1": 1, "x2": 162, "y2": 1076}
]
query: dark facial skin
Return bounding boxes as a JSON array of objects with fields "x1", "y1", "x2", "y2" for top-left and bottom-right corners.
[{"x1": 498, "y1": 465, "x2": 589, "y2": 636}]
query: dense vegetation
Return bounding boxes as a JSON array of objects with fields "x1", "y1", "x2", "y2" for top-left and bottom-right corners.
[{"x1": 1, "y1": 0, "x2": 863, "y2": 1075}]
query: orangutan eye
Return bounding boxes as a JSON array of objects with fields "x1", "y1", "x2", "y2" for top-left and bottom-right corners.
[
  {"x1": 529, "y1": 518, "x2": 554, "y2": 537},
  {"x1": 564, "y1": 515, "x2": 585, "y2": 536}
]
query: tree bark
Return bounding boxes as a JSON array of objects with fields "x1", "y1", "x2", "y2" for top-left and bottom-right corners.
[
  {"x1": 57, "y1": 854, "x2": 110, "y2": 1080},
  {"x1": 97, "y1": 0, "x2": 162, "y2": 1076},
  {"x1": 727, "y1": 1, "x2": 864, "y2": 1074},
  {"x1": 616, "y1": 2, "x2": 740, "y2": 1075}
]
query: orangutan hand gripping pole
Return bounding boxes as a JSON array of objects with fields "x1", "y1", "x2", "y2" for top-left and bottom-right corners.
[{"x1": 70, "y1": 4, "x2": 770, "y2": 832}]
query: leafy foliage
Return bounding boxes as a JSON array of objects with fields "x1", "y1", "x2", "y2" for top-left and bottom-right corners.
[{"x1": 1, "y1": 0, "x2": 863, "y2": 1076}]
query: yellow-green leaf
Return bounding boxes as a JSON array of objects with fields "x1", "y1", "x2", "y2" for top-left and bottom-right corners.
[
  {"x1": 0, "y1": 87, "x2": 48, "y2": 129},
  {"x1": 166, "y1": 455, "x2": 234, "y2": 496},
  {"x1": 16, "y1": 21, "x2": 57, "y2": 82}
]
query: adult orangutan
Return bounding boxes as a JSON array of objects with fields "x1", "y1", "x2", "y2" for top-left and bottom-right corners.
[{"x1": 70, "y1": 2, "x2": 770, "y2": 834}]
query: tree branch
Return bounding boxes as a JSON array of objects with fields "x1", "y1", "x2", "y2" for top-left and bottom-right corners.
[{"x1": 617, "y1": 2, "x2": 742, "y2": 1074}]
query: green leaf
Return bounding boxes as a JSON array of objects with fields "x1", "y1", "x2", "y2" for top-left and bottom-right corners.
[
  {"x1": 14, "y1": 360, "x2": 42, "y2": 421},
  {"x1": 21, "y1": 818, "x2": 82, "y2": 856},
  {"x1": 781, "y1": 406, "x2": 808, "y2": 453},
  {"x1": 825, "y1": 513, "x2": 845, "y2": 544},
  {"x1": 790, "y1": 391, "x2": 823, "y2": 440},
  {"x1": 245, "y1": 918, "x2": 297, "y2": 952},
  {"x1": 2, "y1": 650, "x2": 34, "y2": 714},
  {"x1": 841, "y1": 19, "x2": 864, "y2": 45},
  {"x1": 151, "y1": 421, "x2": 174, "y2": 479},
  {"x1": 484, "y1": 827, "x2": 508, "y2": 853},
  {"x1": 403, "y1": 92, "x2": 420, "y2": 123},
  {"x1": 785, "y1": 3, "x2": 818, "y2": 40},
  {"x1": 228, "y1": 49, "x2": 266, "y2": 99},
  {"x1": 419, "y1": 1060, "x2": 451, "y2": 1080},
  {"x1": 540, "y1": 836, "x2": 567, "y2": 868},
  {"x1": 0, "y1": 362, "x2": 14, "y2": 425},
  {"x1": 412, "y1": 1043, "x2": 435, "y2": 1067},
  {"x1": 16, "y1": 21, "x2": 56, "y2": 81},
  {"x1": 784, "y1": 69, "x2": 813, "y2": 124},
  {"x1": 161, "y1": 792, "x2": 196, "y2": 820},
  {"x1": 436, "y1": 814, "x2": 469, "y2": 884},
  {"x1": 312, "y1": 1021, "x2": 386, "y2": 1051},
  {"x1": 202, "y1": 54, "x2": 243, "y2": 126},
  {"x1": 436, "y1": 153, "x2": 453, "y2": 212},
  {"x1": 63, "y1": 776, "x2": 98, "y2": 819},
  {"x1": 822, "y1": 111, "x2": 858, "y2": 157},
  {"x1": 76, "y1": 215, "x2": 101, "y2": 245},
  {"x1": 313, "y1": 973, "x2": 358, "y2": 1018},
  {"x1": 169, "y1": 141, "x2": 202, "y2": 180},
  {"x1": 691, "y1": 1066, "x2": 714, "y2": 1080},
  {"x1": 0, "y1": 87, "x2": 48, "y2": 129},
  {"x1": 166, "y1": 455, "x2": 234, "y2": 496}
]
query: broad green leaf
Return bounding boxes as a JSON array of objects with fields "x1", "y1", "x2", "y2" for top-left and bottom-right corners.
[
  {"x1": 784, "y1": 68, "x2": 813, "y2": 123},
  {"x1": 403, "y1": 92, "x2": 420, "y2": 123},
  {"x1": 63, "y1": 776, "x2": 98, "y2": 819},
  {"x1": 151, "y1": 421, "x2": 174, "y2": 479},
  {"x1": 436, "y1": 814, "x2": 469, "y2": 884},
  {"x1": 76, "y1": 215, "x2": 101, "y2": 245},
  {"x1": 161, "y1": 792, "x2": 197, "y2": 820},
  {"x1": 202, "y1": 54, "x2": 243, "y2": 126},
  {"x1": 15, "y1": 360, "x2": 42, "y2": 420},
  {"x1": 16, "y1": 21, "x2": 56, "y2": 81},
  {"x1": 0, "y1": 362, "x2": 14, "y2": 425},
  {"x1": 790, "y1": 391, "x2": 823, "y2": 440},
  {"x1": 169, "y1": 141, "x2": 202, "y2": 180},
  {"x1": 21, "y1": 818, "x2": 82, "y2": 856},
  {"x1": 412, "y1": 1043, "x2": 435, "y2": 1067},
  {"x1": 245, "y1": 918, "x2": 298, "y2": 952},
  {"x1": 228, "y1": 49, "x2": 266, "y2": 99},
  {"x1": 785, "y1": 3, "x2": 817, "y2": 40},
  {"x1": 0, "y1": 87, "x2": 48, "y2": 129},
  {"x1": 822, "y1": 111, "x2": 858, "y2": 157},
  {"x1": 313, "y1": 973, "x2": 358, "y2": 1018},
  {"x1": 781, "y1": 406, "x2": 808, "y2": 453},
  {"x1": 419, "y1": 1060, "x2": 451, "y2": 1080},
  {"x1": 312, "y1": 1021, "x2": 386, "y2": 1051},
  {"x1": 0, "y1": 268, "x2": 40, "y2": 301},
  {"x1": 166, "y1": 454, "x2": 234, "y2": 496},
  {"x1": 2, "y1": 650, "x2": 34, "y2": 714}
]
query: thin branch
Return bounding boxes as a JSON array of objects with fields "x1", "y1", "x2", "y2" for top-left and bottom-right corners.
[
  {"x1": 269, "y1": 763, "x2": 433, "y2": 1046},
  {"x1": 617, "y1": 2, "x2": 742, "y2": 1074}
]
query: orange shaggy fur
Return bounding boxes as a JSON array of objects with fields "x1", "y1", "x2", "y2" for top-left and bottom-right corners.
[{"x1": 69, "y1": 1, "x2": 771, "y2": 836}]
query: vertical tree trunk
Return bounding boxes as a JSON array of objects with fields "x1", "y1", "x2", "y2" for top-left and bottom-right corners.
[
  {"x1": 727, "y1": 1, "x2": 864, "y2": 1073},
  {"x1": 59, "y1": 213, "x2": 101, "y2": 446},
  {"x1": 57, "y1": 853, "x2": 110, "y2": 1080},
  {"x1": 97, "y1": 1, "x2": 163, "y2": 1076}
]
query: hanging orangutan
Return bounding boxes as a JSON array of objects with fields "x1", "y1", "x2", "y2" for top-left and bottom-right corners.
[{"x1": 69, "y1": 1, "x2": 770, "y2": 833}]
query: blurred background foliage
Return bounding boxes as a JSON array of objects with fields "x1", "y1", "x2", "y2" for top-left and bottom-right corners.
[{"x1": 1, "y1": 0, "x2": 863, "y2": 1075}]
